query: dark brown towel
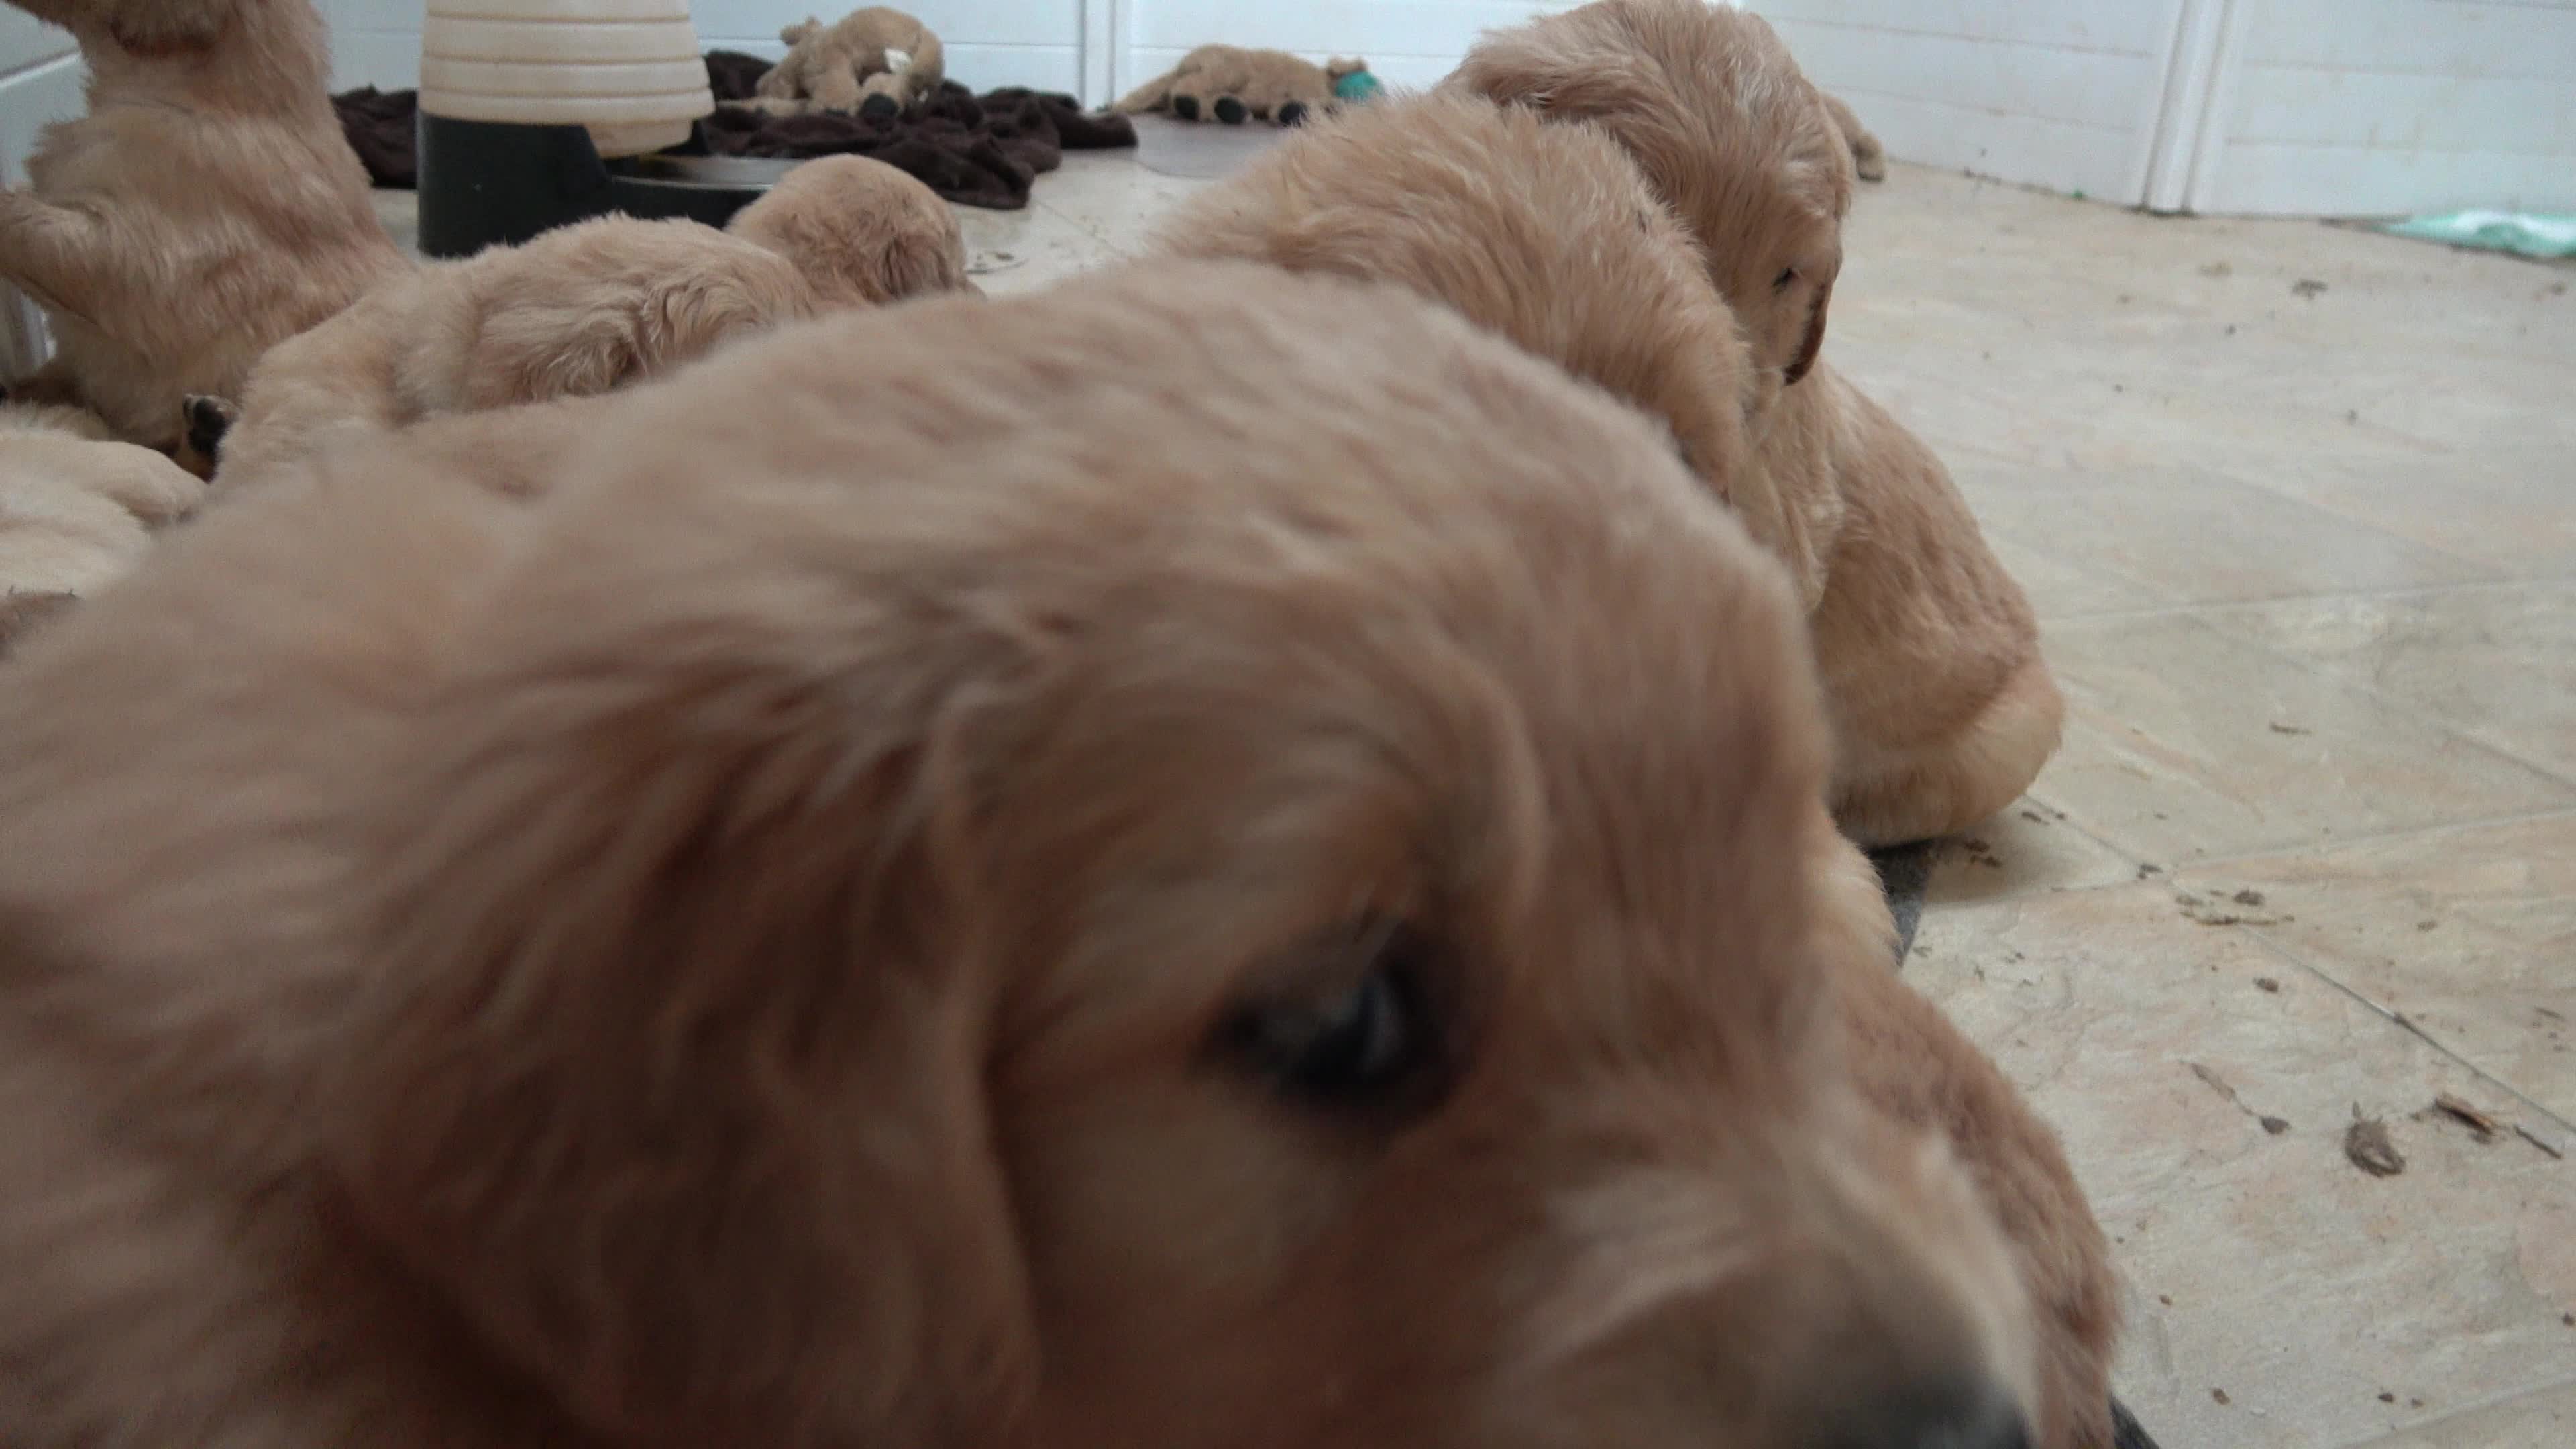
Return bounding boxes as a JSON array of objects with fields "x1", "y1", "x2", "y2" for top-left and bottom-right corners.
[
  {"x1": 694, "y1": 53, "x2": 1136, "y2": 210},
  {"x1": 331, "y1": 55, "x2": 1136, "y2": 211},
  {"x1": 332, "y1": 85, "x2": 418, "y2": 188}
]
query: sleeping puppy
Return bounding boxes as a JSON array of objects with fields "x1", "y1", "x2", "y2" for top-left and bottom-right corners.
[
  {"x1": 1150, "y1": 92, "x2": 1781, "y2": 566},
  {"x1": 0, "y1": 261, "x2": 2112, "y2": 1449},
  {"x1": 0, "y1": 395, "x2": 204, "y2": 653},
  {"x1": 1450, "y1": 0, "x2": 2065, "y2": 848},
  {"x1": 211, "y1": 217, "x2": 816, "y2": 488},
  {"x1": 728, "y1": 154, "x2": 979, "y2": 307},
  {"x1": 0, "y1": 0, "x2": 406, "y2": 448}
]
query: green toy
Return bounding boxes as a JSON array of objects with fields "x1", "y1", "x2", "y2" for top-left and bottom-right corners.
[{"x1": 1333, "y1": 68, "x2": 1383, "y2": 105}]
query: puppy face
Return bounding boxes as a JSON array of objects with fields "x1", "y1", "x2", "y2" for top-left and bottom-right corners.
[
  {"x1": 317, "y1": 266, "x2": 2033, "y2": 1449},
  {"x1": 1451, "y1": 0, "x2": 1854, "y2": 388}
]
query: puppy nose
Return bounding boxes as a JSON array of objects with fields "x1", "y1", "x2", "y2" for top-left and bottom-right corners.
[{"x1": 1833, "y1": 1375, "x2": 2029, "y2": 1449}]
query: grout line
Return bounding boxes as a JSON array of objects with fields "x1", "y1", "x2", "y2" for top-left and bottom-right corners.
[
  {"x1": 2330, "y1": 1371, "x2": 2576, "y2": 1449},
  {"x1": 2165, "y1": 804, "x2": 2576, "y2": 875}
]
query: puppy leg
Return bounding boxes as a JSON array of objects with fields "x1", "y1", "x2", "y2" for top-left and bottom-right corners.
[
  {"x1": 1168, "y1": 80, "x2": 1214, "y2": 123},
  {"x1": 0, "y1": 189, "x2": 125, "y2": 319},
  {"x1": 1830, "y1": 655, "x2": 2065, "y2": 848}
]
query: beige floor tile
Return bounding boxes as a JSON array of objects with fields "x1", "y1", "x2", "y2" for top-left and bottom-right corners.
[
  {"x1": 1980, "y1": 530, "x2": 2164, "y2": 619},
  {"x1": 1925, "y1": 797, "x2": 2145, "y2": 907},
  {"x1": 2200, "y1": 582, "x2": 2576, "y2": 781},
  {"x1": 958, "y1": 203, "x2": 1126, "y2": 297},
  {"x1": 2342, "y1": 1377, "x2": 2576, "y2": 1449},
  {"x1": 2171, "y1": 814, "x2": 2576, "y2": 1125},
  {"x1": 1964, "y1": 464, "x2": 2496, "y2": 607},
  {"x1": 1907, "y1": 884, "x2": 2576, "y2": 1449},
  {"x1": 1022, "y1": 151, "x2": 1210, "y2": 252},
  {"x1": 2229, "y1": 450, "x2": 2576, "y2": 580},
  {"x1": 2036, "y1": 614, "x2": 2575, "y2": 864}
]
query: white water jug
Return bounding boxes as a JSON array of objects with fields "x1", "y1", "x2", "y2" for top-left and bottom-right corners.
[{"x1": 419, "y1": 0, "x2": 714, "y2": 158}]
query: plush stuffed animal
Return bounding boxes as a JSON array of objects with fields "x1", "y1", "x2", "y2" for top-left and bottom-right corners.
[
  {"x1": 1113, "y1": 46, "x2": 1373, "y2": 127},
  {"x1": 753, "y1": 6, "x2": 945, "y2": 119}
]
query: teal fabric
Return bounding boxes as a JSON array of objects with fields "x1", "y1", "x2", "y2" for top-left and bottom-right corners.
[{"x1": 2381, "y1": 211, "x2": 2576, "y2": 259}]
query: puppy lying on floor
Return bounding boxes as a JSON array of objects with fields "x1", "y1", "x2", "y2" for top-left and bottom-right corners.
[
  {"x1": 0, "y1": 0, "x2": 406, "y2": 449},
  {"x1": 0, "y1": 395, "x2": 205, "y2": 654},
  {"x1": 1451, "y1": 0, "x2": 2066, "y2": 847},
  {"x1": 210, "y1": 157, "x2": 975, "y2": 488},
  {"x1": 0, "y1": 262, "x2": 2114, "y2": 1449}
]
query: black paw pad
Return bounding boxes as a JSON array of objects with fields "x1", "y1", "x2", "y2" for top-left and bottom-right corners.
[
  {"x1": 183, "y1": 394, "x2": 235, "y2": 459},
  {"x1": 1213, "y1": 95, "x2": 1248, "y2": 125},
  {"x1": 857, "y1": 93, "x2": 900, "y2": 121},
  {"x1": 1277, "y1": 101, "x2": 1309, "y2": 127},
  {"x1": 1171, "y1": 94, "x2": 1199, "y2": 121}
]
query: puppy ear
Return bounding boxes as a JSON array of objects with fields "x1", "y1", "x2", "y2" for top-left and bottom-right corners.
[
  {"x1": 325, "y1": 601, "x2": 1037, "y2": 1445},
  {"x1": 876, "y1": 231, "x2": 972, "y2": 302},
  {"x1": 1784, "y1": 279, "x2": 1831, "y2": 386},
  {"x1": 781, "y1": 18, "x2": 818, "y2": 45}
]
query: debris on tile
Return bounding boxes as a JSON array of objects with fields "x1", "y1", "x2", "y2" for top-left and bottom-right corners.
[
  {"x1": 2377, "y1": 1391, "x2": 2396, "y2": 1403},
  {"x1": 2344, "y1": 1110, "x2": 2406, "y2": 1177},
  {"x1": 2562, "y1": 1311, "x2": 2573, "y2": 1327},
  {"x1": 2190, "y1": 1061, "x2": 2290, "y2": 1136},
  {"x1": 2267, "y1": 721, "x2": 2311, "y2": 735},
  {"x1": 2429, "y1": 1093, "x2": 2502, "y2": 1142},
  {"x1": 2158, "y1": 1294, "x2": 2174, "y2": 1306},
  {"x1": 2254, "y1": 976, "x2": 2282, "y2": 993},
  {"x1": 2174, "y1": 888, "x2": 2291, "y2": 926},
  {"x1": 2136, "y1": 862, "x2": 2164, "y2": 879},
  {"x1": 2199, "y1": 260, "x2": 2233, "y2": 277},
  {"x1": 2293, "y1": 278, "x2": 2328, "y2": 298},
  {"x1": 1955, "y1": 837, "x2": 2003, "y2": 870},
  {"x1": 2261, "y1": 1115, "x2": 2290, "y2": 1135},
  {"x1": 2416, "y1": 918, "x2": 2438, "y2": 931},
  {"x1": 2019, "y1": 808, "x2": 2047, "y2": 824},
  {"x1": 2211, "y1": 1388, "x2": 2231, "y2": 1406},
  {"x1": 2514, "y1": 1124, "x2": 2566, "y2": 1161}
]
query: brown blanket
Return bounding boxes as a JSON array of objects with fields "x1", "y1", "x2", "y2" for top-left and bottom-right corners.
[{"x1": 332, "y1": 54, "x2": 1135, "y2": 211}]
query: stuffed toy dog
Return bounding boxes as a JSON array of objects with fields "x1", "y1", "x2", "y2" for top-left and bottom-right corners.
[
  {"x1": 1114, "y1": 45, "x2": 1373, "y2": 127},
  {"x1": 752, "y1": 6, "x2": 944, "y2": 119}
]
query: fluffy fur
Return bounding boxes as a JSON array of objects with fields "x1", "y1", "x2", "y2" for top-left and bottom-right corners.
[
  {"x1": 0, "y1": 262, "x2": 2109, "y2": 1449},
  {"x1": 1112, "y1": 44, "x2": 1370, "y2": 127},
  {"x1": 1150, "y1": 93, "x2": 1786, "y2": 563},
  {"x1": 212, "y1": 217, "x2": 815, "y2": 487},
  {"x1": 753, "y1": 6, "x2": 945, "y2": 117},
  {"x1": 1450, "y1": 0, "x2": 2064, "y2": 846},
  {"x1": 0, "y1": 0, "x2": 406, "y2": 448},
  {"x1": 0, "y1": 396, "x2": 204, "y2": 652},
  {"x1": 729, "y1": 154, "x2": 977, "y2": 307}
]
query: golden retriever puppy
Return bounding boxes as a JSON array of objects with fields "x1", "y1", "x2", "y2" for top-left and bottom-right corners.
[
  {"x1": 0, "y1": 396, "x2": 204, "y2": 652},
  {"x1": 213, "y1": 217, "x2": 814, "y2": 486},
  {"x1": 1151, "y1": 93, "x2": 1801, "y2": 572},
  {"x1": 729, "y1": 154, "x2": 977, "y2": 307},
  {"x1": 0, "y1": 0, "x2": 406, "y2": 449},
  {"x1": 755, "y1": 6, "x2": 945, "y2": 117},
  {"x1": 1451, "y1": 0, "x2": 2064, "y2": 846},
  {"x1": 1112, "y1": 43, "x2": 1368, "y2": 127},
  {"x1": 0, "y1": 262, "x2": 2112, "y2": 1449}
]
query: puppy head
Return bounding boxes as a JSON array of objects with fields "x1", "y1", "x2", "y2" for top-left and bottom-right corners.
[
  {"x1": 730, "y1": 155, "x2": 977, "y2": 307},
  {"x1": 15, "y1": 0, "x2": 236, "y2": 54},
  {"x1": 1451, "y1": 0, "x2": 1852, "y2": 387},
  {"x1": 443, "y1": 217, "x2": 818, "y2": 412},
  {"x1": 327, "y1": 263, "x2": 2035, "y2": 1449}
]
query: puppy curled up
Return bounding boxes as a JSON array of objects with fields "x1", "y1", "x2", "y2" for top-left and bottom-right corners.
[
  {"x1": 1452, "y1": 0, "x2": 2067, "y2": 848},
  {"x1": 0, "y1": 396, "x2": 204, "y2": 654},
  {"x1": 0, "y1": 260, "x2": 2110, "y2": 1449}
]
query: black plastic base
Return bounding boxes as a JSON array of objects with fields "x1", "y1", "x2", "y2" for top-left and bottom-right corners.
[{"x1": 415, "y1": 113, "x2": 785, "y2": 258}]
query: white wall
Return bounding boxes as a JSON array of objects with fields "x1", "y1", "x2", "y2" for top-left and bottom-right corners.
[
  {"x1": 328, "y1": 1, "x2": 1092, "y2": 96},
  {"x1": 2184, "y1": 0, "x2": 2576, "y2": 216},
  {"x1": 1112, "y1": 1, "x2": 1578, "y2": 95},
  {"x1": 1753, "y1": 0, "x2": 2190, "y2": 205},
  {"x1": 0, "y1": 9, "x2": 83, "y2": 374}
]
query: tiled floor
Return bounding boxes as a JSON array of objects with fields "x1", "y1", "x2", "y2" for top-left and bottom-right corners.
[{"x1": 953, "y1": 149, "x2": 2576, "y2": 1447}]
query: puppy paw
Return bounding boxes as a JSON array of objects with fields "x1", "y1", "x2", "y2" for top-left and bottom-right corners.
[
  {"x1": 1171, "y1": 94, "x2": 1200, "y2": 121},
  {"x1": 1276, "y1": 101, "x2": 1309, "y2": 127},
  {"x1": 1213, "y1": 96, "x2": 1248, "y2": 125},
  {"x1": 183, "y1": 394, "x2": 237, "y2": 462},
  {"x1": 859, "y1": 92, "x2": 901, "y2": 121}
]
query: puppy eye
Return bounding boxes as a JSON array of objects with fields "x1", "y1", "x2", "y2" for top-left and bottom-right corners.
[
  {"x1": 1772, "y1": 266, "x2": 1799, "y2": 292},
  {"x1": 1228, "y1": 920, "x2": 1448, "y2": 1109}
]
